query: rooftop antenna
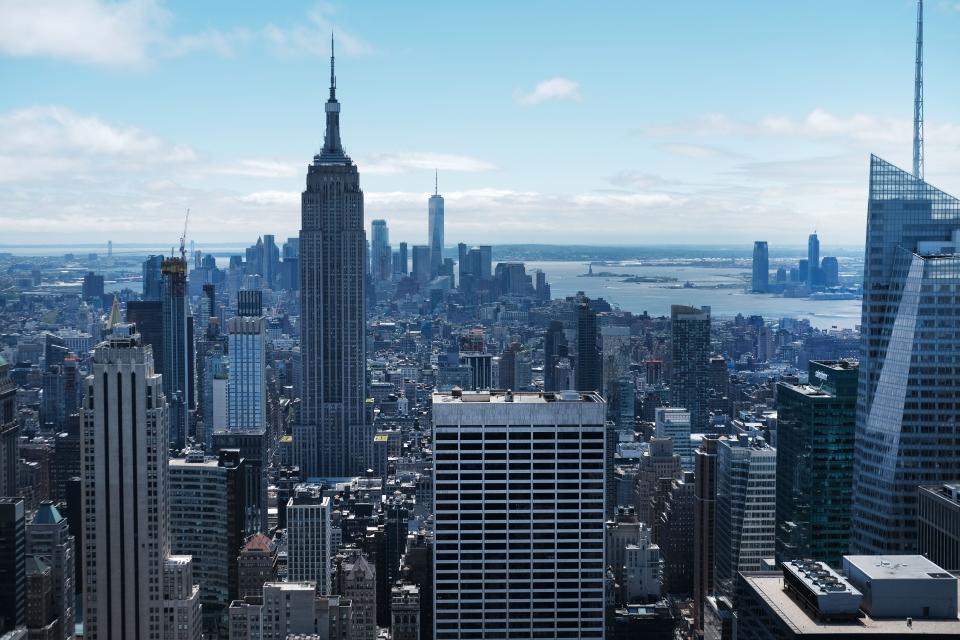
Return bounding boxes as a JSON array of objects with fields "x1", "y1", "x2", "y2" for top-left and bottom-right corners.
[
  {"x1": 434, "y1": 169, "x2": 438, "y2": 196},
  {"x1": 912, "y1": 0, "x2": 924, "y2": 180}
]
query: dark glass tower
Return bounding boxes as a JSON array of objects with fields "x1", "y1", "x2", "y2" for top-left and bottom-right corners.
[
  {"x1": 775, "y1": 360, "x2": 857, "y2": 566},
  {"x1": 751, "y1": 241, "x2": 769, "y2": 292},
  {"x1": 851, "y1": 156, "x2": 960, "y2": 554},
  {"x1": 670, "y1": 305, "x2": 711, "y2": 431},
  {"x1": 295, "y1": 38, "x2": 370, "y2": 477},
  {"x1": 161, "y1": 256, "x2": 191, "y2": 449},
  {"x1": 574, "y1": 303, "x2": 600, "y2": 393}
]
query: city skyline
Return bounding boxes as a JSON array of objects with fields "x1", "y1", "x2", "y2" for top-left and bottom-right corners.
[{"x1": 2, "y1": 1, "x2": 960, "y2": 245}]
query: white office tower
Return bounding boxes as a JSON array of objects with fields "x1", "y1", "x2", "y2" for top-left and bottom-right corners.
[
  {"x1": 713, "y1": 434, "x2": 776, "y2": 599},
  {"x1": 82, "y1": 324, "x2": 175, "y2": 639},
  {"x1": 432, "y1": 390, "x2": 607, "y2": 639},
  {"x1": 162, "y1": 556, "x2": 202, "y2": 640},
  {"x1": 227, "y1": 315, "x2": 266, "y2": 431},
  {"x1": 286, "y1": 485, "x2": 333, "y2": 594},
  {"x1": 228, "y1": 582, "x2": 352, "y2": 640},
  {"x1": 655, "y1": 407, "x2": 693, "y2": 469}
]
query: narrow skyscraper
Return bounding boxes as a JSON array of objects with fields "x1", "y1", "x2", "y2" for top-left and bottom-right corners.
[
  {"x1": 370, "y1": 219, "x2": 391, "y2": 282},
  {"x1": 295, "y1": 37, "x2": 371, "y2": 476},
  {"x1": 671, "y1": 305, "x2": 711, "y2": 431},
  {"x1": 751, "y1": 241, "x2": 769, "y2": 292},
  {"x1": 428, "y1": 173, "x2": 444, "y2": 278},
  {"x1": 161, "y1": 256, "x2": 191, "y2": 449},
  {"x1": 807, "y1": 232, "x2": 820, "y2": 286},
  {"x1": 913, "y1": 0, "x2": 924, "y2": 179}
]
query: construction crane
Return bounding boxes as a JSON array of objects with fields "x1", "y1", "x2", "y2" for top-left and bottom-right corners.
[{"x1": 179, "y1": 208, "x2": 190, "y2": 264}]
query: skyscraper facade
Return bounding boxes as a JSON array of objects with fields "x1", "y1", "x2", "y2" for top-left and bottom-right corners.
[
  {"x1": 807, "y1": 232, "x2": 820, "y2": 286},
  {"x1": 295, "y1": 40, "x2": 371, "y2": 477},
  {"x1": 751, "y1": 241, "x2": 769, "y2": 292},
  {"x1": 161, "y1": 256, "x2": 191, "y2": 449},
  {"x1": 227, "y1": 315, "x2": 266, "y2": 432},
  {"x1": 0, "y1": 497, "x2": 25, "y2": 633},
  {"x1": 428, "y1": 183, "x2": 444, "y2": 278},
  {"x1": 713, "y1": 435, "x2": 776, "y2": 599},
  {"x1": 670, "y1": 305, "x2": 711, "y2": 432},
  {"x1": 0, "y1": 357, "x2": 18, "y2": 498},
  {"x1": 693, "y1": 435, "x2": 719, "y2": 635},
  {"x1": 26, "y1": 501, "x2": 75, "y2": 640},
  {"x1": 851, "y1": 156, "x2": 960, "y2": 554},
  {"x1": 82, "y1": 325, "x2": 170, "y2": 639},
  {"x1": 370, "y1": 219, "x2": 391, "y2": 282},
  {"x1": 432, "y1": 390, "x2": 607, "y2": 639},
  {"x1": 655, "y1": 406, "x2": 693, "y2": 469},
  {"x1": 575, "y1": 302, "x2": 601, "y2": 393},
  {"x1": 286, "y1": 485, "x2": 332, "y2": 595},
  {"x1": 775, "y1": 360, "x2": 856, "y2": 567}
]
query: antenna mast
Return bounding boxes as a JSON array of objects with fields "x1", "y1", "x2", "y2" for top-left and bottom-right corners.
[
  {"x1": 912, "y1": 0, "x2": 924, "y2": 180},
  {"x1": 180, "y1": 208, "x2": 190, "y2": 263}
]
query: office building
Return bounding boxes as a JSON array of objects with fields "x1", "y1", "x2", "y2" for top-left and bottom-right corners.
[
  {"x1": 142, "y1": 255, "x2": 164, "y2": 300},
  {"x1": 82, "y1": 324, "x2": 200, "y2": 639},
  {"x1": 411, "y1": 245, "x2": 431, "y2": 285},
  {"x1": 286, "y1": 485, "x2": 333, "y2": 594},
  {"x1": 543, "y1": 320, "x2": 568, "y2": 392},
  {"x1": 125, "y1": 300, "x2": 164, "y2": 376},
  {"x1": 0, "y1": 498, "x2": 25, "y2": 633},
  {"x1": 211, "y1": 430, "x2": 268, "y2": 533},
  {"x1": 169, "y1": 450, "x2": 249, "y2": 627},
  {"x1": 237, "y1": 533, "x2": 275, "y2": 599},
  {"x1": 25, "y1": 502, "x2": 74, "y2": 640},
  {"x1": 391, "y1": 583, "x2": 420, "y2": 640},
  {"x1": 655, "y1": 407, "x2": 693, "y2": 469},
  {"x1": 161, "y1": 256, "x2": 192, "y2": 449},
  {"x1": 432, "y1": 390, "x2": 607, "y2": 639},
  {"x1": 161, "y1": 556, "x2": 202, "y2": 640},
  {"x1": 693, "y1": 435, "x2": 720, "y2": 635},
  {"x1": 851, "y1": 156, "x2": 960, "y2": 554},
  {"x1": 333, "y1": 550, "x2": 377, "y2": 640},
  {"x1": 370, "y1": 219, "x2": 391, "y2": 282},
  {"x1": 0, "y1": 357, "x2": 18, "y2": 498},
  {"x1": 752, "y1": 241, "x2": 769, "y2": 292},
  {"x1": 820, "y1": 256, "x2": 839, "y2": 286},
  {"x1": 82, "y1": 271, "x2": 105, "y2": 301},
  {"x1": 228, "y1": 583, "x2": 352, "y2": 640},
  {"x1": 659, "y1": 471, "x2": 695, "y2": 596},
  {"x1": 295, "y1": 38, "x2": 371, "y2": 477},
  {"x1": 428, "y1": 179, "x2": 444, "y2": 278},
  {"x1": 918, "y1": 484, "x2": 960, "y2": 571},
  {"x1": 227, "y1": 315, "x2": 266, "y2": 432},
  {"x1": 775, "y1": 360, "x2": 857, "y2": 567},
  {"x1": 633, "y1": 436, "x2": 682, "y2": 527},
  {"x1": 575, "y1": 302, "x2": 601, "y2": 393},
  {"x1": 714, "y1": 435, "x2": 776, "y2": 599},
  {"x1": 670, "y1": 305, "x2": 711, "y2": 432},
  {"x1": 807, "y1": 232, "x2": 820, "y2": 286}
]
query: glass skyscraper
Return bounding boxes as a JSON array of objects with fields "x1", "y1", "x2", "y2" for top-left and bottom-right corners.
[
  {"x1": 851, "y1": 155, "x2": 960, "y2": 554},
  {"x1": 671, "y1": 305, "x2": 711, "y2": 432},
  {"x1": 428, "y1": 186, "x2": 444, "y2": 278},
  {"x1": 775, "y1": 360, "x2": 857, "y2": 567},
  {"x1": 751, "y1": 241, "x2": 769, "y2": 292}
]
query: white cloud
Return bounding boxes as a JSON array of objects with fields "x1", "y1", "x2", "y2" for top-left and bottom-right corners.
[
  {"x1": 660, "y1": 143, "x2": 737, "y2": 159},
  {"x1": 214, "y1": 159, "x2": 301, "y2": 178},
  {"x1": 0, "y1": 1, "x2": 370, "y2": 69},
  {"x1": 359, "y1": 152, "x2": 496, "y2": 176},
  {"x1": 514, "y1": 77, "x2": 581, "y2": 106},
  {"x1": 264, "y1": 5, "x2": 373, "y2": 57},
  {"x1": 0, "y1": 0, "x2": 168, "y2": 68}
]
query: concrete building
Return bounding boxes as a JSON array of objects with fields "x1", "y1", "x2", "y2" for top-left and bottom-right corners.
[
  {"x1": 432, "y1": 390, "x2": 607, "y2": 639},
  {"x1": 918, "y1": 483, "x2": 960, "y2": 571},
  {"x1": 237, "y1": 533, "x2": 275, "y2": 599},
  {"x1": 655, "y1": 407, "x2": 693, "y2": 469},
  {"x1": 714, "y1": 435, "x2": 776, "y2": 599},
  {"x1": 693, "y1": 435, "x2": 720, "y2": 635},
  {"x1": 286, "y1": 485, "x2": 332, "y2": 594},
  {"x1": 333, "y1": 550, "x2": 376, "y2": 640},
  {"x1": 390, "y1": 583, "x2": 419, "y2": 640},
  {"x1": 633, "y1": 437, "x2": 682, "y2": 527},
  {"x1": 659, "y1": 471, "x2": 695, "y2": 596},
  {"x1": 0, "y1": 357, "x2": 18, "y2": 498},
  {"x1": 161, "y1": 556, "x2": 202, "y2": 640},
  {"x1": 228, "y1": 582, "x2": 352, "y2": 640},
  {"x1": 25, "y1": 502, "x2": 74, "y2": 640}
]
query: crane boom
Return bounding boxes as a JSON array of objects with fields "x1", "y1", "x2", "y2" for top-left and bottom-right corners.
[{"x1": 179, "y1": 208, "x2": 190, "y2": 263}]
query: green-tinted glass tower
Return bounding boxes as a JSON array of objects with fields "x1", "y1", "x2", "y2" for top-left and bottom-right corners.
[{"x1": 775, "y1": 360, "x2": 857, "y2": 567}]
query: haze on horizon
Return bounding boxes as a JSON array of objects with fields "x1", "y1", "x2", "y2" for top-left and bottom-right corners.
[{"x1": 1, "y1": 0, "x2": 959, "y2": 246}]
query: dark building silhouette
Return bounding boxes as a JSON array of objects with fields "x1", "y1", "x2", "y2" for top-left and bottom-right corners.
[
  {"x1": 670, "y1": 305, "x2": 711, "y2": 431},
  {"x1": 575, "y1": 303, "x2": 600, "y2": 393}
]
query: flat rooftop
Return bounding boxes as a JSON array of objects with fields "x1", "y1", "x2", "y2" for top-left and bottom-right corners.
[
  {"x1": 743, "y1": 573, "x2": 960, "y2": 635},
  {"x1": 845, "y1": 555, "x2": 955, "y2": 581},
  {"x1": 433, "y1": 390, "x2": 604, "y2": 404}
]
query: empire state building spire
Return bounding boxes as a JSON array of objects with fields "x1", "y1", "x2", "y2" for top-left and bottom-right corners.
[{"x1": 319, "y1": 33, "x2": 347, "y2": 162}]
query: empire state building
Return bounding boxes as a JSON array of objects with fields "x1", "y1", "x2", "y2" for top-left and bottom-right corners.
[{"x1": 295, "y1": 37, "x2": 370, "y2": 476}]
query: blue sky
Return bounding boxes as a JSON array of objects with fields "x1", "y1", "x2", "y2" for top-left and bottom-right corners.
[{"x1": 2, "y1": 0, "x2": 959, "y2": 247}]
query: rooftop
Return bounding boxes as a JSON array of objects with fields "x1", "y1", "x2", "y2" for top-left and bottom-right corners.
[
  {"x1": 434, "y1": 390, "x2": 604, "y2": 404},
  {"x1": 743, "y1": 572, "x2": 960, "y2": 635},
  {"x1": 844, "y1": 555, "x2": 956, "y2": 581}
]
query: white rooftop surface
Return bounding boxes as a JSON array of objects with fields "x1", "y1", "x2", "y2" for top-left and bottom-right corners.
[
  {"x1": 745, "y1": 574, "x2": 960, "y2": 635},
  {"x1": 845, "y1": 555, "x2": 955, "y2": 580}
]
